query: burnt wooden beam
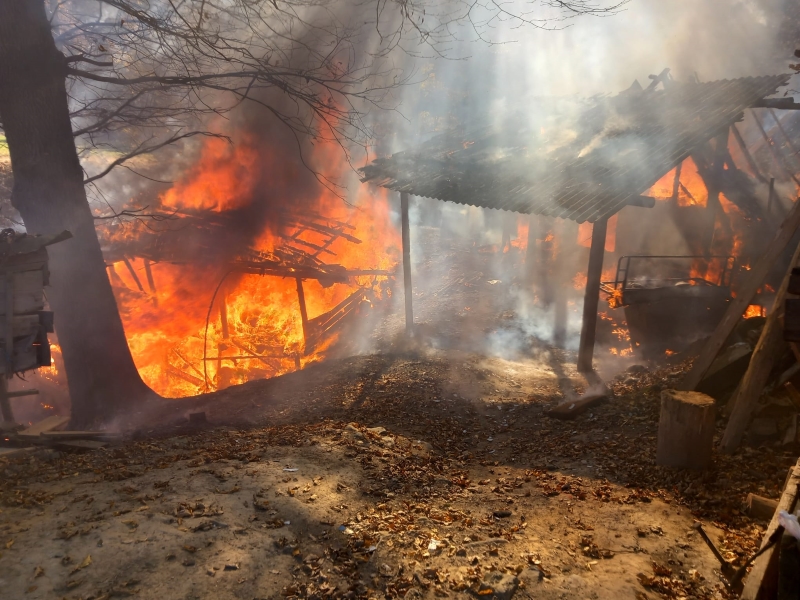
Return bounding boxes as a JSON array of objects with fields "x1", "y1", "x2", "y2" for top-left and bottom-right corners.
[
  {"x1": 752, "y1": 110, "x2": 800, "y2": 186},
  {"x1": 680, "y1": 195, "x2": 800, "y2": 390},
  {"x1": 525, "y1": 215, "x2": 537, "y2": 284},
  {"x1": 720, "y1": 239, "x2": 800, "y2": 453},
  {"x1": 143, "y1": 259, "x2": 158, "y2": 307},
  {"x1": 121, "y1": 257, "x2": 145, "y2": 292},
  {"x1": 295, "y1": 277, "x2": 310, "y2": 354},
  {"x1": 627, "y1": 196, "x2": 656, "y2": 208},
  {"x1": 401, "y1": 192, "x2": 414, "y2": 333},
  {"x1": 701, "y1": 131, "x2": 729, "y2": 253},
  {"x1": 577, "y1": 217, "x2": 609, "y2": 373},
  {"x1": 752, "y1": 98, "x2": 800, "y2": 110},
  {"x1": 730, "y1": 124, "x2": 768, "y2": 184},
  {"x1": 767, "y1": 177, "x2": 776, "y2": 215}
]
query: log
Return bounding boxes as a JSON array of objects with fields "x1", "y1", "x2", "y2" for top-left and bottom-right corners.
[
  {"x1": 680, "y1": 197, "x2": 800, "y2": 391},
  {"x1": 740, "y1": 457, "x2": 800, "y2": 600},
  {"x1": 656, "y1": 390, "x2": 716, "y2": 469},
  {"x1": 720, "y1": 239, "x2": 800, "y2": 453},
  {"x1": 545, "y1": 390, "x2": 608, "y2": 420}
]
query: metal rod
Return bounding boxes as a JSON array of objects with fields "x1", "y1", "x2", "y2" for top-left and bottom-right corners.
[
  {"x1": 577, "y1": 217, "x2": 608, "y2": 373},
  {"x1": 401, "y1": 192, "x2": 414, "y2": 333}
]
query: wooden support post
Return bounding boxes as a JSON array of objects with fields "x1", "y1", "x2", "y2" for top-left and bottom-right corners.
[
  {"x1": 1, "y1": 272, "x2": 13, "y2": 423},
  {"x1": 767, "y1": 177, "x2": 776, "y2": 215},
  {"x1": 719, "y1": 239, "x2": 800, "y2": 453},
  {"x1": 295, "y1": 277, "x2": 310, "y2": 353},
  {"x1": 680, "y1": 195, "x2": 800, "y2": 390},
  {"x1": 121, "y1": 256, "x2": 145, "y2": 292},
  {"x1": 731, "y1": 123, "x2": 768, "y2": 184},
  {"x1": 219, "y1": 292, "x2": 229, "y2": 340},
  {"x1": 657, "y1": 390, "x2": 716, "y2": 469},
  {"x1": 537, "y1": 217, "x2": 554, "y2": 306},
  {"x1": 525, "y1": 215, "x2": 537, "y2": 284},
  {"x1": 670, "y1": 161, "x2": 683, "y2": 207},
  {"x1": 577, "y1": 217, "x2": 608, "y2": 373},
  {"x1": 400, "y1": 192, "x2": 414, "y2": 334},
  {"x1": 701, "y1": 131, "x2": 729, "y2": 253},
  {"x1": 143, "y1": 259, "x2": 158, "y2": 307},
  {"x1": 0, "y1": 375, "x2": 10, "y2": 423}
]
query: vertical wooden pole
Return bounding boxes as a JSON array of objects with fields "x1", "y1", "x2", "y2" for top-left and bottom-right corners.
[
  {"x1": 767, "y1": 177, "x2": 776, "y2": 216},
  {"x1": 1, "y1": 272, "x2": 13, "y2": 423},
  {"x1": 295, "y1": 277, "x2": 310, "y2": 353},
  {"x1": 121, "y1": 256, "x2": 145, "y2": 292},
  {"x1": 702, "y1": 131, "x2": 729, "y2": 253},
  {"x1": 577, "y1": 217, "x2": 608, "y2": 373},
  {"x1": 143, "y1": 259, "x2": 158, "y2": 307},
  {"x1": 525, "y1": 215, "x2": 537, "y2": 284},
  {"x1": 400, "y1": 192, "x2": 414, "y2": 334},
  {"x1": 670, "y1": 161, "x2": 683, "y2": 206}
]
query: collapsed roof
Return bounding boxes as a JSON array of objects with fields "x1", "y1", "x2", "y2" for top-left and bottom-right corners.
[{"x1": 360, "y1": 73, "x2": 792, "y2": 223}]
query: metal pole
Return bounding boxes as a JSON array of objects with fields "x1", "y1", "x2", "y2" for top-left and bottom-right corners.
[
  {"x1": 401, "y1": 192, "x2": 414, "y2": 333},
  {"x1": 577, "y1": 217, "x2": 609, "y2": 373}
]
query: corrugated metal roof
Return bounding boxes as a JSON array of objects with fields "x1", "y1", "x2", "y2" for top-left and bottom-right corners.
[{"x1": 360, "y1": 74, "x2": 791, "y2": 223}]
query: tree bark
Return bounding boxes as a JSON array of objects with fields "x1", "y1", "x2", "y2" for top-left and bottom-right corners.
[{"x1": 0, "y1": 0, "x2": 154, "y2": 425}]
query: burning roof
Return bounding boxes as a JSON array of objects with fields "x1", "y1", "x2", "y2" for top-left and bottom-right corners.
[{"x1": 360, "y1": 73, "x2": 792, "y2": 223}]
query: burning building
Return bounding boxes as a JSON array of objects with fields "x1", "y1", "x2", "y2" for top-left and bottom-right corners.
[{"x1": 360, "y1": 70, "x2": 799, "y2": 371}]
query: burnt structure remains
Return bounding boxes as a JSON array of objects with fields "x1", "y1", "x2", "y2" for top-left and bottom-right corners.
[{"x1": 361, "y1": 70, "x2": 795, "y2": 372}]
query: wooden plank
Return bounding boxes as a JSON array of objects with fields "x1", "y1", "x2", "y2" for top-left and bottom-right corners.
[
  {"x1": 0, "y1": 446, "x2": 35, "y2": 459},
  {"x1": 0, "y1": 315, "x2": 42, "y2": 338},
  {"x1": 721, "y1": 241, "x2": 800, "y2": 452},
  {"x1": 40, "y1": 430, "x2": 122, "y2": 442},
  {"x1": 740, "y1": 457, "x2": 800, "y2": 600},
  {"x1": 0, "y1": 269, "x2": 44, "y2": 315},
  {"x1": 296, "y1": 278, "x2": 309, "y2": 352},
  {"x1": 577, "y1": 217, "x2": 608, "y2": 373},
  {"x1": 680, "y1": 198, "x2": 800, "y2": 390},
  {"x1": 18, "y1": 415, "x2": 70, "y2": 437},
  {"x1": 401, "y1": 192, "x2": 413, "y2": 333}
]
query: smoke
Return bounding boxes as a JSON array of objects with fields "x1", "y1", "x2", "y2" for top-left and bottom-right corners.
[{"x1": 62, "y1": 0, "x2": 800, "y2": 392}]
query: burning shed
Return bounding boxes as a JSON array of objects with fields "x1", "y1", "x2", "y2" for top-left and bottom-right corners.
[{"x1": 360, "y1": 70, "x2": 794, "y2": 371}]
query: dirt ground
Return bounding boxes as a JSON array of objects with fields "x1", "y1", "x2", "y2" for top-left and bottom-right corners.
[{"x1": 1, "y1": 348, "x2": 796, "y2": 600}]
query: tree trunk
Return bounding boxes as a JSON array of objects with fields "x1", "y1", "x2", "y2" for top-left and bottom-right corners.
[{"x1": 0, "y1": 0, "x2": 154, "y2": 425}]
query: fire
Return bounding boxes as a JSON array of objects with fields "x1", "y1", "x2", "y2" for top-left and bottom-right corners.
[
  {"x1": 106, "y1": 137, "x2": 399, "y2": 398},
  {"x1": 744, "y1": 305, "x2": 766, "y2": 318},
  {"x1": 645, "y1": 158, "x2": 708, "y2": 207}
]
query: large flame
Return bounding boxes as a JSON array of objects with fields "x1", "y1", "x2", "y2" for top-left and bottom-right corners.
[{"x1": 108, "y1": 137, "x2": 399, "y2": 397}]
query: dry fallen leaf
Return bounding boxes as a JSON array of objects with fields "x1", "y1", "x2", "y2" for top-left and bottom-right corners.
[{"x1": 33, "y1": 565, "x2": 44, "y2": 579}]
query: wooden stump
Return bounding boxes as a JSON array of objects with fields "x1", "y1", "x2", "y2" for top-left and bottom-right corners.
[{"x1": 657, "y1": 390, "x2": 715, "y2": 469}]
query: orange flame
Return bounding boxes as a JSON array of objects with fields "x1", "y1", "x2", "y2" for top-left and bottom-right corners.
[{"x1": 109, "y1": 138, "x2": 399, "y2": 397}]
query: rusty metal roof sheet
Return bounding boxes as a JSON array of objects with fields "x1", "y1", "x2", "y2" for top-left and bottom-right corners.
[{"x1": 360, "y1": 74, "x2": 791, "y2": 222}]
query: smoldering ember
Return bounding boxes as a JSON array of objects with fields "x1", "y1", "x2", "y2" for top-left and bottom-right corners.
[{"x1": 4, "y1": 2, "x2": 800, "y2": 600}]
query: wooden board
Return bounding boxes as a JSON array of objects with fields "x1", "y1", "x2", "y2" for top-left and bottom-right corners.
[
  {"x1": 0, "y1": 269, "x2": 44, "y2": 315},
  {"x1": 740, "y1": 456, "x2": 800, "y2": 599},
  {"x1": 0, "y1": 446, "x2": 35, "y2": 458},
  {"x1": 0, "y1": 314, "x2": 43, "y2": 338},
  {"x1": 17, "y1": 415, "x2": 70, "y2": 438}
]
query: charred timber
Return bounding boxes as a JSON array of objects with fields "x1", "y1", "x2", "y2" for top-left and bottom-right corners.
[{"x1": 752, "y1": 98, "x2": 800, "y2": 110}]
